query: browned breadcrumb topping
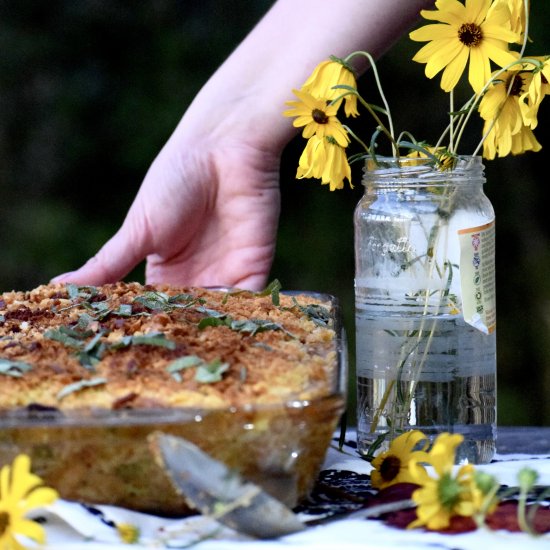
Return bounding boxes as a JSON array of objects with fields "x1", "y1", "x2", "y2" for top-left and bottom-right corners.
[{"x1": 0, "y1": 282, "x2": 337, "y2": 410}]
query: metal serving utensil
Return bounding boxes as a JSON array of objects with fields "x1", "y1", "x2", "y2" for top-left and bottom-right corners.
[{"x1": 148, "y1": 432, "x2": 306, "y2": 539}]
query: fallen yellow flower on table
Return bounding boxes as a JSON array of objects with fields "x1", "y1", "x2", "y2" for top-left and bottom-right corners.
[
  {"x1": 408, "y1": 433, "x2": 485, "y2": 530},
  {"x1": 0, "y1": 454, "x2": 58, "y2": 550},
  {"x1": 370, "y1": 430, "x2": 430, "y2": 490}
]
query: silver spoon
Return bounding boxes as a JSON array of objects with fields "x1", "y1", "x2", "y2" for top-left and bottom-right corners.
[{"x1": 148, "y1": 432, "x2": 306, "y2": 539}]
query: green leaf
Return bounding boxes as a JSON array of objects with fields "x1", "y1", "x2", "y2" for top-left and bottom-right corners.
[
  {"x1": 197, "y1": 316, "x2": 231, "y2": 330},
  {"x1": 291, "y1": 299, "x2": 332, "y2": 327},
  {"x1": 67, "y1": 284, "x2": 99, "y2": 301},
  {"x1": 44, "y1": 326, "x2": 93, "y2": 349},
  {"x1": 195, "y1": 359, "x2": 230, "y2": 383},
  {"x1": 0, "y1": 358, "x2": 33, "y2": 377},
  {"x1": 133, "y1": 291, "x2": 199, "y2": 312},
  {"x1": 56, "y1": 377, "x2": 107, "y2": 401},
  {"x1": 256, "y1": 279, "x2": 282, "y2": 306},
  {"x1": 230, "y1": 318, "x2": 285, "y2": 336},
  {"x1": 166, "y1": 355, "x2": 203, "y2": 382},
  {"x1": 195, "y1": 306, "x2": 227, "y2": 318},
  {"x1": 111, "y1": 332, "x2": 177, "y2": 350},
  {"x1": 76, "y1": 313, "x2": 96, "y2": 331},
  {"x1": 115, "y1": 304, "x2": 133, "y2": 317}
]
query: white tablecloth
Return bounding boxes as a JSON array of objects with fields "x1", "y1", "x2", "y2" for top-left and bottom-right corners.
[{"x1": 34, "y1": 431, "x2": 550, "y2": 549}]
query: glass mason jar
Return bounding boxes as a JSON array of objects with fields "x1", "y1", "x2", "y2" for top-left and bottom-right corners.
[{"x1": 354, "y1": 156, "x2": 496, "y2": 464}]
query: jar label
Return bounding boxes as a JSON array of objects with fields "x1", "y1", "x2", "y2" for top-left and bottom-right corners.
[{"x1": 458, "y1": 221, "x2": 496, "y2": 334}]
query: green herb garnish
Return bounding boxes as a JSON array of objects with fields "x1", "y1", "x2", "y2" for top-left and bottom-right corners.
[
  {"x1": 166, "y1": 355, "x2": 203, "y2": 382},
  {"x1": 291, "y1": 298, "x2": 332, "y2": 327},
  {"x1": 111, "y1": 332, "x2": 177, "y2": 350},
  {"x1": 166, "y1": 355, "x2": 229, "y2": 384},
  {"x1": 195, "y1": 359, "x2": 230, "y2": 383},
  {"x1": 0, "y1": 358, "x2": 33, "y2": 378},
  {"x1": 133, "y1": 291, "x2": 201, "y2": 312},
  {"x1": 256, "y1": 279, "x2": 282, "y2": 306},
  {"x1": 56, "y1": 377, "x2": 107, "y2": 401},
  {"x1": 198, "y1": 314, "x2": 292, "y2": 337},
  {"x1": 67, "y1": 284, "x2": 99, "y2": 301},
  {"x1": 44, "y1": 326, "x2": 94, "y2": 349}
]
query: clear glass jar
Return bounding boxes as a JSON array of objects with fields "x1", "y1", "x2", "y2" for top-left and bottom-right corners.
[{"x1": 354, "y1": 156, "x2": 496, "y2": 464}]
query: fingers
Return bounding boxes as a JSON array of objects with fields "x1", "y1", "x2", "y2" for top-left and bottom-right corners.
[{"x1": 51, "y1": 229, "x2": 144, "y2": 286}]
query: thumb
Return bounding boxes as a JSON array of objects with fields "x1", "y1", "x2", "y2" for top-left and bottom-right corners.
[{"x1": 51, "y1": 228, "x2": 145, "y2": 286}]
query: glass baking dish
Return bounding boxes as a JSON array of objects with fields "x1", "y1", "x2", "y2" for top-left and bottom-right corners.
[{"x1": 0, "y1": 291, "x2": 347, "y2": 516}]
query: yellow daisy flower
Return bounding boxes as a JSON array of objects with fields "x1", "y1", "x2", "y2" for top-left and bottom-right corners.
[
  {"x1": 490, "y1": 0, "x2": 528, "y2": 40},
  {"x1": 302, "y1": 57, "x2": 359, "y2": 117},
  {"x1": 509, "y1": 124, "x2": 542, "y2": 155},
  {"x1": 370, "y1": 430, "x2": 430, "y2": 490},
  {"x1": 0, "y1": 454, "x2": 58, "y2": 550},
  {"x1": 283, "y1": 89, "x2": 350, "y2": 147},
  {"x1": 519, "y1": 57, "x2": 550, "y2": 130},
  {"x1": 410, "y1": 0, "x2": 520, "y2": 93},
  {"x1": 296, "y1": 135, "x2": 352, "y2": 191},
  {"x1": 406, "y1": 146, "x2": 457, "y2": 170},
  {"x1": 480, "y1": 68, "x2": 541, "y2": 158},
  {"x1": 408, "y1": 433, "x2": 484, "y2": 530}
]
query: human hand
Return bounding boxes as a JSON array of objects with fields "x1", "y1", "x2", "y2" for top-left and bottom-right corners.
[{"x1": 52, "y1": 132, "x2": 281, "y2": 291}]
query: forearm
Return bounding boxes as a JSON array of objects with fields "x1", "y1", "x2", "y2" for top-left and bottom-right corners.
[{"x1": 176, "y1": 0, "x2": 434, "y2": 152}]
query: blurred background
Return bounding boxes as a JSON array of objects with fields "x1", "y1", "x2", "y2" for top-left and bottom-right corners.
[{"x1": 1, "y1": 0, "x2": 549, "y2": 426}]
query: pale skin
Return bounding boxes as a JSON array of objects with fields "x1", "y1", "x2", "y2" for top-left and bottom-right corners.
[{"x1": 52, "y1": 0, "x2": 434, "y2": 291}]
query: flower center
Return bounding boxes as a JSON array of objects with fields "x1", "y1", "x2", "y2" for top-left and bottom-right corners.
[
  {"x1": 312, "y1": 108, "x2": 329, "y2": 124},
  {"x1": 437, "y1": 473, "x2": 462, "y2": 509},
  {"x1": 0, "y1": 511, "x2": 9, "y2": 536},
  {"x1": 458, "y1": 22, "x2": 483, "y2": 47},
  {"x1": 508, "y1": 74, "x2": 525, "y2": 96},
  {"x1": 379, "y1": 455, "x2": 401, "y2": 481}
]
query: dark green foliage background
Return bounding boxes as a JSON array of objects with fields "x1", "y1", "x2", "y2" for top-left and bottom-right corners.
[{"x1": 1, "y1": 1, "x2": 549, "y2": 425}]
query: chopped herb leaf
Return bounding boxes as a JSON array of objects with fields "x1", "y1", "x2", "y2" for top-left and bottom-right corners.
[
  {"x1": 0, "y1": 314, "x2": 4, "y2": 324},
  {"x1": 0, "y1": 358, "x2": 33, "y2": 378},
  {"x1": 133, "y1": 291, "x2": 200, "y2": 312},
  {"x1": 291, "y1": 299, "x2": 332, "y2": 327},
  {"x1": 111, "y1": 332, "x2": 177, "y2": 350},
  {"x1": 195, "y1": 359, "x2": 230, "y2": 383},
  {"x1": 230, "y1": 318, "x2": 285, "y2": 336},
  {"x1": 67, "y1": 284, "x2": 99, "y2": 301},
  {"x1": 197, "y1": 316, "x2": 230, "y2": 330},
  {"x1": 44, "y1": 326, "x2": 94, "y2": 349},
  {"x1": 130, "y1": 333, "x2": 177, "y2": 349},
  {"x1": 166, "y1": 355, "x2": 229, "y2": 384},
  {"x1": 251, "y1": 342, "x2": 274, "y2": 352},
  {"x1": 45, "y1": 324, "x2": 106, "y2": 368},
  {"x1": 257, "y1": 279, "x2": 282, "y2": 306},
  {"x1": 166, "y1": 355, "x2": 203, "y2": 382},
  {"x1": 195, "y1": 306, "x2": 227, "y2": 318},
  {"x1": 76, "y1": 313, "x2": 97, "y2": 331},
  {"x1": 56, "y1": 377, "x2": 107, "y2": 401},
  {"x1": 115, "y1": 304, "x2": 133, "y2": 317},
  {"x1": 198, "y1": 315, "x2": 294, "y2": 337}
]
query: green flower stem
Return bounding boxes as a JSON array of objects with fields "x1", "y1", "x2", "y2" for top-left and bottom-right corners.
[
  {"x1": 517, "y1": 467, "x2": 539, "y2": 536},
  {"x1": 449, "y1": 89, "x2": 455, "y2": 153},
  {"x1": 355, "y1": 94, "x2": 399, "y2": 153},
  {"x1": 369, "y1": 378, "x2": 395, "y2": 433},
  {"x1": 343, "y1": 124, "x2": 371, "y2": 155},
  {"x1": 345, "y1": 50, "x2": 396, "y2": 155},
  {"x1": 369, "y1": 183, "x2": 458, "y2": 441}
]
